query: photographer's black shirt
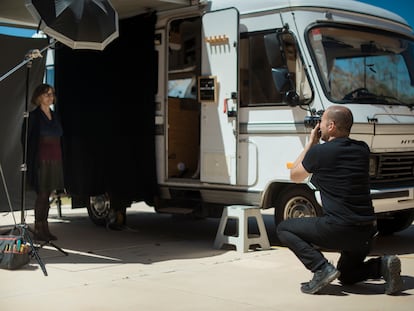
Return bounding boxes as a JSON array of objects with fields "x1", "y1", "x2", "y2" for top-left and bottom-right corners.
[{"x1": 302, "y1": 137, "x2": 375, "y2": 225}]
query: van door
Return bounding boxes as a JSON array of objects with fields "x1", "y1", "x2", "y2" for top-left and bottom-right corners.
[{"x1": 200, "y1": 8, "x2": 239, "y2": 184}]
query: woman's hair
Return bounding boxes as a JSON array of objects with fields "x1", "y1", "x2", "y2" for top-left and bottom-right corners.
[{"x1": 31, "y1": 83, "x2": 54, "y2": 106}]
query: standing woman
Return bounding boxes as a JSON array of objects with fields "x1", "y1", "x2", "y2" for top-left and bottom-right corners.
[{"x1": 23, "y1": 83, "x2": 64, "y2": 241}]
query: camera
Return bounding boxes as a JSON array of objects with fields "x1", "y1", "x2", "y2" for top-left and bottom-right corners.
[
  {"x1": 304, "y1": 110, "x2": 324, "y2": 128},
  {"x1": 304, "y1": 116, "x2": 321, "y2": 128}
]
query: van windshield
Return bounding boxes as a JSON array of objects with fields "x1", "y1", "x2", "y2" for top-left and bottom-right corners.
[{"x1": 308, "y1": 26, "x2": 414, "y2": 108}]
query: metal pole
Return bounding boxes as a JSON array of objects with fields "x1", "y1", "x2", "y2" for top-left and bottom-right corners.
[{"x1": 20, "y1": 56, "x2": 32, "y2": 224}]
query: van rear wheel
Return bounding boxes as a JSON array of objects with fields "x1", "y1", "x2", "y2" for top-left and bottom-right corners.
[
  {"x1": 87, "y1": 194, "x2": 110, "y2": 226},
  {"x1": 274, "y1": 188, "x2": 322, "y2": 226}
]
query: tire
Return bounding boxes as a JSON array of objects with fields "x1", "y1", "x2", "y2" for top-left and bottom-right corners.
[
  {"x1": 274, "y1": 187, "x2": 322, "y2": 226},
  {"x1": 377, "y1": 208, "x2": 414, "y2": 235},
  {"x1": 87, "y1": 194, "x2": 110, "y2": 226}
]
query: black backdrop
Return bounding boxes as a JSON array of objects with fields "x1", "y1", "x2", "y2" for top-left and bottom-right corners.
[
  {"x1": 0, "y1": 35, "x2": 47, "y2": 212},
  {"x1": 55, "y1": 13, "x2": 158, "y2": 209}
]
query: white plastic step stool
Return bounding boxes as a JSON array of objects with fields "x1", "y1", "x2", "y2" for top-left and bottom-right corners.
[{"x1": 214, "y1": 205, "x2": 270, "y2": 253}]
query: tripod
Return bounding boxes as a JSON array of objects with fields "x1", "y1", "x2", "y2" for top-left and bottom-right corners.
[
  {"x1": 0, "y1": 143, "x2": 50, "y2": 276},
  {"x1": 1, "y1": 42, "x2": 67, "y2": 276}
]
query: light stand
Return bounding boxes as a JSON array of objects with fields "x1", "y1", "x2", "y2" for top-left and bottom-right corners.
[
  {"x1": 1, "y1": 41, "x2": 67, "y2": 276},
  {"x1": 21, "y1": 49, "x2": 36, "y2": 224},
  {"x1": 21, "y1": 48, "x2": 68, "y2": 260}
]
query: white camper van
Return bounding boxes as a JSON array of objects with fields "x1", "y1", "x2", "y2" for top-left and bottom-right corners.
[
  {"x1": 88, "y1": 0, "x2": 414, "y2": 234},
  {"x1": 1, "y1": 1, "x2": 413, "y2": 235}
]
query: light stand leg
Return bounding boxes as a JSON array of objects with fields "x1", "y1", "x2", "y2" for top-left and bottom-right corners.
[
  {"x1": 17, "y1": 55, "x2": 50, "y2": 276},
  {"x1": 1, "y1": 41, "x2": 63, "y2": 276},
  {"x1": 25, "y1": 225, "x2": 69, "y2": 256},
  {"x1": 15, "y1": 224, "x2": 48, "y2": 276},
  {"x1": 38, "y1": 240, "x2": 68, "y2": 256}
]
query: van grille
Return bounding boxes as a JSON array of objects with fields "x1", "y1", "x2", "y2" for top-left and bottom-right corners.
[{"x1": 371, "y1": 152, "x2": 414, "y2": 183}]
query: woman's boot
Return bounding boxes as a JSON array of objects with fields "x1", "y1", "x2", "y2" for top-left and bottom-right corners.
[{"x1": 34, "y1": 192, "x2": 57, "y2": 241}]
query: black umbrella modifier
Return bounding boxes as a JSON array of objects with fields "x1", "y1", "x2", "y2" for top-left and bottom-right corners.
[{"x1": 25, "y1": 0, "x2": 119, "y2": 50}]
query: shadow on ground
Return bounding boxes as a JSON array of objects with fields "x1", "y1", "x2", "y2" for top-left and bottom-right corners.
[
  {"x1": 1, "y1": 209, "x2": 227, "y2": 267},
  {"x1": 1, "y1": 208, "x2": 413, "y2": 269},
  {"x1": 311, "y1": 274, "x2": 414, "y2": 296},
  {"x1": 263, "y1": 213, "x2": 414, "y2": 256}
]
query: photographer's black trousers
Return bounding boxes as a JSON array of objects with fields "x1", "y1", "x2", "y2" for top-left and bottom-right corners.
[{"x1": 277, "y1": 216, "x2": 382, "y2": 284}]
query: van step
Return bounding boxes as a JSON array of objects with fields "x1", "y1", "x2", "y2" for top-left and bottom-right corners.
[{"x1": 156, "y1": 207, "x2": 194, "y2": 214}]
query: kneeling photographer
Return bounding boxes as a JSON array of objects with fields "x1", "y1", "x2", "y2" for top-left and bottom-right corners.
[{"x1": 277, "y1": 105, "x2": 403, "y2": 295}]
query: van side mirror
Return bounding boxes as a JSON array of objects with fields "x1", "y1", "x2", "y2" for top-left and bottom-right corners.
[
  {"x1": 285, "y1": 90, "x2": 299, "y2": 106},
  {"x1": 271, "y1": 68, "x2": 299, "y2": 106}
]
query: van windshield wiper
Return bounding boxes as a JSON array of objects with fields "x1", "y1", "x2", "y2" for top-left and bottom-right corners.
[{"x1": 341, "y1": 87, "x2": 414, "y2": 108}]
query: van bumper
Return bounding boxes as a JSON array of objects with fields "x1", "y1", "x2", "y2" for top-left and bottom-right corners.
[
  {"x1": 371, "y1": 187, "x2": 414, "y2": 213},
  {"x1": 314, "y1": 187, "x2": 414, "y2": 214}
]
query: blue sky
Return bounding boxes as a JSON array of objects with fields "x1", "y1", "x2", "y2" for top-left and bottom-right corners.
[
  {"x1": 360, "y1": 0, "x2": 414, "y2": 29},
  {"x1": 0, "y1": 1, "x2": 413, "y2": 37},
  {"x1": 0, "y1": 27, "x2": 35, "y2": 37}
]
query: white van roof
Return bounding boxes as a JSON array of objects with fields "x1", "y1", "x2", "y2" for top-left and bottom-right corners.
[
  {"x1": 0, "y1": 0, "x2": 409, "y2": 31},
  {"x1": 210, "y1": 0, "x2": 408, "y2": 26}
]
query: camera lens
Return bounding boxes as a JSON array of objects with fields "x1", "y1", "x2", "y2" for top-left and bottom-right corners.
[{"x1": 304, "y1": 116, "x2": 320, "y2": 128}]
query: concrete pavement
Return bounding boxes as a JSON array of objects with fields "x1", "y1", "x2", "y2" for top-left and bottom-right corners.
[{"x1": 1, "y1": 203, "x2": 414, "y2": 310}]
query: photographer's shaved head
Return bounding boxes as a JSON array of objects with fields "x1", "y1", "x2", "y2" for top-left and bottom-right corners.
[{"x1": 325, "y1": 105, "x2": 353, "y2": 135}]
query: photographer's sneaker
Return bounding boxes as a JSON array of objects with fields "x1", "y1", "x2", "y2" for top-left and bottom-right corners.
[
  {"x1": 301, "y1": 263, "x2": 340, "y2": 294},
  {"x1": 381, "y1": 255, "x2": 403, "y2": 295}
]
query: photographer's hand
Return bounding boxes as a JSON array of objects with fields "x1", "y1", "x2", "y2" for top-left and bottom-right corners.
[
  {"x1": 310, "y1": 123, "x2": 321, "y2": 145},
  {"x1": 289, "y1": 123, "x2": 320, "y2": 182}
]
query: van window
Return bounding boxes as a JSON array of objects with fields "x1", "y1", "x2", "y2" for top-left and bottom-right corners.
[
  {"x1": 168, "y1": 17, "x2": 201, "y2": 100},
  {"x1": 308, "y1": 26, "x2": 414, "y2": 105},
  {"x1": 240, "y1": 31, "x2": 311, "y2": 107},
  {"x1": 168, "y1": 18, "x2": 200, "y2": 73}
]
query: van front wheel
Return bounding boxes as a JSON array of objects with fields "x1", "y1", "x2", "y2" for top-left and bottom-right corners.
[{"x1": 274, "y1": 188, "x2": 322, "y2": 226}]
